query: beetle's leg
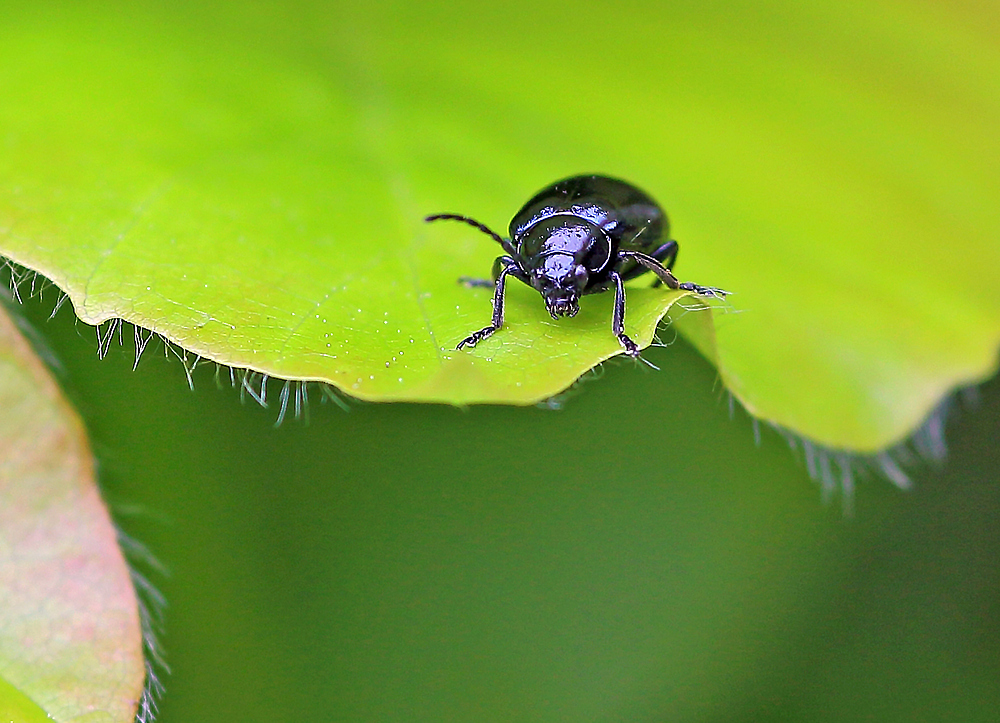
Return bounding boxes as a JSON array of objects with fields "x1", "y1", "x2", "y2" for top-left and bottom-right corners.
[
  {"x1": 459, "y1": 255, "x2": 522, "y2": 288},
  {"x1": 643, "y1": 241, "x2": 679, "y2": 286},
  {"x1": 620, "y1": 250, "x2": 680, "y2": 288},
  {"x1": 610, "y1": 270, "x2": 640, "y2": 358},
  {"x1": 622, "y1": 241, "x2": 678, "y2": 283},
  {"x1": 457, "y1": 261, "x2": 518, "y2": 351},
  {"x1": 655, "y1": 241, "x2": 679, "y2": 270},
  {"x1": 620, "y1": 251, "x2": 729, "y2": 298}
]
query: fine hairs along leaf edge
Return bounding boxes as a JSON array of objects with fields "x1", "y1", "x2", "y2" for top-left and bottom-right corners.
[{"x1": 2, "y1": 256, "x2": 985, "y2": 509}]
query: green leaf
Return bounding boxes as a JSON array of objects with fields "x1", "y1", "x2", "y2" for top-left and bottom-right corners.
[
  {"x1": 1, "y1": 1, "x2": 998, "y2": 451},
  {"x1": 0, "y1": 304, "x2": 144, "y2": 723}
]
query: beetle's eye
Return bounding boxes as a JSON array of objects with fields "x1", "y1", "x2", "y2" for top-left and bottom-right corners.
[{"x1": 573, "y1": 265, "x2": 589, "y2": 284}]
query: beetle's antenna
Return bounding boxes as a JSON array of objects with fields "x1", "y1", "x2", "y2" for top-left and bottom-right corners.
[{"x1": 425, "y1": 214, "x2": 516, "y2": 255}]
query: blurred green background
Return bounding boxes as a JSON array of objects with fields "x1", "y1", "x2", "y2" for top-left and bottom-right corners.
[
  {"x1": 3, "y1": 0, "x2": 1000, "y2": 719},
  {"x1": 13, "y1": 291, "x2": 1000, "y2": 722}
]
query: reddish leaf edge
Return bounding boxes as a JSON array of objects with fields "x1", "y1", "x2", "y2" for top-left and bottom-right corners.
[{"x1": 3, "y1": 283, "x2": 169, "y2": 723}]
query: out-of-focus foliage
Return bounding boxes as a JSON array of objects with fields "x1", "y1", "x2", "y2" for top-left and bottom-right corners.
[{"x1": 0, "y1": 303, "x2": 144, "y2": 723}]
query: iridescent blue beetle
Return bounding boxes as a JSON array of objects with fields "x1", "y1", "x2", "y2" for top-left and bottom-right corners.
[{"x1": 426, "y1": 174, "x2": 727, "y2": 357}]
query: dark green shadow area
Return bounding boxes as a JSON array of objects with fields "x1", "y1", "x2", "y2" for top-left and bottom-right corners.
[{"x1": 12, "y1": 292, "x2": 1000, "y2": 723}]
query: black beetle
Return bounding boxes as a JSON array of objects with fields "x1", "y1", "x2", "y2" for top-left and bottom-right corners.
[{"x1": 426, "y1": 174, "x2": 727, "y2": 357}]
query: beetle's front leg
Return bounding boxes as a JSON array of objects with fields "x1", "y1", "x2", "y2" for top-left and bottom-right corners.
[
  {"x1": 645, "y1": 241, "x2": 678, "y2": 287},
  {"x1": 457, "y1": 260, "x2": 518, "y2": 350},
  {"x1": 621, "y1": 251, "x2": 729, "y2": 298},
  {"x1": 610, "y1": 270, "x2": 640, "y2": 358},
  {"x1": 458, "y1": 256, "x2": 511, "y2": 289}
]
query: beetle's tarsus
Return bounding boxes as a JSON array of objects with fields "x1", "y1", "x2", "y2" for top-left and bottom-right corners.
[
  {"x1": 678, "y1": 282, "x2": 729, "y2": 298},
  {"x1": 457, "y1": 326, "x2": 497, "y2": 350},
  {"x1": 617, "y1": 333, "x2": 641, "y2": 358}
]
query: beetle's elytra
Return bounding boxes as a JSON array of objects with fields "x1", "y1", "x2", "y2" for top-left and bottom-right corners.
[{"x1": 426, "y1": 174, "x2": 728, "y2": 357}]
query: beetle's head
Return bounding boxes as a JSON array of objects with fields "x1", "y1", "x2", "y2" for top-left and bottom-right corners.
[{"x1": 531, "y1": 253, "x2": 589, "y2": 318}]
